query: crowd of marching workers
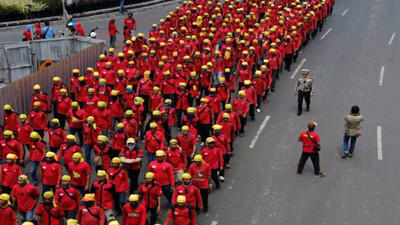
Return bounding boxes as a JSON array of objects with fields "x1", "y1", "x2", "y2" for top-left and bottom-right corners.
[{"x1": 1, "y1": 0, "x2": 335, "y2": 224}]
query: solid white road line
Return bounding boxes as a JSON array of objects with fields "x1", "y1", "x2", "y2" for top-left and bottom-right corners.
[
  {"x1": 320, "y1": 28, "x2": 333, "y2": 40},
  {"x1": 290, "y1": 58, "x2": 307, "y2": 79},
  {"x1": 342, "y1": 9, "x2": 348, "y2": 16},
  {"x1": 211, "y1": 221, "x2": 218, "y2": 225},
  {"x1": 377, "y1": 126, "x2": 383, "y2": 160},
  {"x1": 379, "y1": 65, "x2": 385, "y2": 86},
  {"x1": 249, "y1": 115, "x2": 271, "y2": 148},
  {"x1": 388, "y1": 32, "x2": 396, "y2": 45}
]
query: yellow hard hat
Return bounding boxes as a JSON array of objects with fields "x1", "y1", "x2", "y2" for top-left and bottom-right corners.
[
  {"x1": 182, "y1": 173, "x2": 191, "y2": 179},
  {"x1": 223, "y1": 113, "x2": 230, "y2": 118},
  {"x1": 111, "y1": 90, "x2": 119, "y2": 96},
  {"x1": 169, "y1": 139, "x2": 177, "y2": 144},
  {"x1": 238, "y1": 90, "x2": 246, "y2": 96},
  {"x1": 127, "y1": 138, "x2": 135, "y2": 144},
  {"x1": 118, "y1": 52, "x2": 125, "y2": 57},
  {"x1": 97, "y1": 135, "x2": 108, "y2": 142},
  {"x1": 181, "y1": 125, "x2": 189, "y2": 131},
  {"x1": 177, "y1": 195, "x2": 186, "y2": 203},
  {"x1": 112, "y1": 157, "x2": 121, "y2": 164},
  {"x1": 164, "y1": 99, "x2": 172, "y2": 105},
  {"x1": 193, "y1": 154, "x2": 203, "y2": 162},
  {"x1": 206, "y1": 137, "x2": 215, "y2": 143},
  {"x1": 212, "y1": 124, "x2": 222, "y2": 130},
  {"x1": 33, "y1": 84, "x2": 41, "y2": 90},
  {"x1": 244, "y1": 80, "x2": 251, "y2": 85},
  {"x1": 45, "y1": 151, "x2": 56, "y2": 159},
  {"x1": 187, "y1": 107, "x2": 196, "y2": 113},
  {"x1": 200, "y1": 98, "x2": 208, "y2": 102},
  {"x1": 19, "y1": 114, "x2": 27, "y2": 119},
  {"x1": 125, "y1": 110, "x2": 133, "y2": 116},
  {"x1": 43, "y1": 191, "x2": 54, "y2": 199},
  {"x1": 71, "y1": 101, "x2": 79, "y2": 107},
  {"x1": 153, "y1": 110, "x2": 161, "y2": 116},
  {"x1": 61, "y1": 175, "x2": 71, "y2": 181},
  {"x1": 87, "y1": 116, "x2": 94, "y2": 122},
  {"x1": 150, "y1": 122, "x2": 158, "y2": 128},
  {"x1": 117, "y1": 123, "x2": 124, "y2": 129},
  {"x1": 66, "y1": 135, "x2": 77, "y2": 141},
  {"x1": 30, "y1": 131, "x2": 41, "y2": 139},
  {"x1": 97, "y1": 101, "x2": 106, "y2": 107},
  {"x1": 82, "y1": 193, "x2": 95, "y2": 202},
  {"x1": 6, "y1": 153, "x2": 17, "y2": 160}
]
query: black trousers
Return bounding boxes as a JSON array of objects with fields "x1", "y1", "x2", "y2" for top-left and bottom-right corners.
[
  {"x1": 297, "y1": 90, "x2": 311, "y2": 113},
  {"x1": 198, "y1": 123, "x2": 211, "y2": 143},
  {"x1": 219, "y1": 154, "x2": 229, "y2": 177},
  {"x1": 249, "y1": 104, "x2": 255, "y2": 120},
  {"x1": 285, "y1": 53, "x2": 293, "y2": 70},
  {"x1": 176, "y1": 109, "x2": 183, "y2": 128},
  {"x1": 297, "y1": 152, "x2": 320, "y2": 175},
  {"x1": 200, "y1": 188, "x2": 209, "y2": 209},
  {"x1": 211, "y1": 169, "x2": 220, "y2": 189},
  {"x1": 128, "y1": 169, "x2": 141, "y2": 193},
  {"x1": 56, "y1": 114, "x2": 67, "y2": 129},
  {"x1": 239, "y1": 116, "x2": 247, "y2": 134},
  {"x1": 147, "y1": 207, "x2": 158, "y2": 225},
  {"x1": 271, "y1": 69, "x2": 279, "y2": 90}
]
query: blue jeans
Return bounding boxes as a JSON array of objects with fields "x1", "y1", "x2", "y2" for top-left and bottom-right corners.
[
  {"x1": 343, "y1": 133, "x2": 357, "y2": 154},
  {"x1": 30, "y1": 161, "x2": 39, "y2": 184},
  {"x1": 119, "y1": 0, "x2": 124, "y2": 12},
  {"x1": 147, "y1": 152, "x2": 155, "y2": 164},
  {"x1": 84, "y1": 145, "x2": 94, "y2": 164},
  {"x1": 214, "y1": 72, "x2": 223, "y2": 85},
  {"x1": 20, "y1": 210, "x2": 36, "y2": 223}
]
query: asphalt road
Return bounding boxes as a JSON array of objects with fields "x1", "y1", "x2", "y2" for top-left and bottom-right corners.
[{"x1": 2, "y1": 0, "x2": 400, "y2": 224}]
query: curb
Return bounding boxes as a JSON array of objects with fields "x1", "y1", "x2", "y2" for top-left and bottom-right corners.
[{"x1": 0, "y1": 0, "x2": 172, "y2": 28}]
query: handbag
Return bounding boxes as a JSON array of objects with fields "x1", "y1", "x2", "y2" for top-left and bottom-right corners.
[
  {"x1": 307, "y1": 131, "x2": 321, "y2": 151},
  {"x1": 94, "y1": 147, "x2": 104, "y2": 167}
]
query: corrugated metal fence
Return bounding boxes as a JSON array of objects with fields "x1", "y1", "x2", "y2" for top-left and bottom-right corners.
[{"x1": 0, "y1": 40, "x2": 105, "y2": 118}]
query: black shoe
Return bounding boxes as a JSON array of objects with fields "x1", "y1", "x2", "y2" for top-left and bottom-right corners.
[
  {"x1": 306, "y1": 107, "x2": 310, "y2": 111},
  {"x1": 287, "y1": 68, "x2": 291, "y2": 71},
  {"x1": 251, "y1": 117, "x2": 255, "y2": 121},
  {"x1": 341, "y1": 153, "x2": 348, "y2": 159},
  {"x1": 204, "y1": 206, "x2": 208, "y2": 212},
  {"x1": 348, "y1": 154, "x2": 353, "y2": 158},
  {"x1": 297, "y1": 112, "x2": 302, "y2": 116},
  {"x1": 271, "y1": 88, "x2": 275, "y2": 92}
]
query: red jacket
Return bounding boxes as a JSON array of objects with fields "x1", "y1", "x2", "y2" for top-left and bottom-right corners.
[
  {"x1": 120, "y1": 148, "x2": 143, "y2": 170},
  {"x1": 68, "y1": 109, "x2": 87, "y2": 128},
  {"x1": 83, "y1": 96, "x2": 99, "y2": 116},
  {"x1": 2, "y1": 112, "x2": 19, "y2": 132},
  {"x1": 122, "y1": 203, "x2": 147, "y2": 225},
  {"x1": 188, "y1": 162, "x2": 211, "y2": 189},
  {"x1": 40, "y1": 161, "x2": 61, "y2": 186},
  {"x1": 108, "y1": 167, "x2": 129, "y2": 193},
  {"x1": 0, "y1": 163, "x2": 22, "y2": 188},
  {"x1": 122, "y1": 118, "x2": 138, "y2": 138},
  {"x1": 93, "y1": 145, "x2": 111, "y2": 170},
  {"x1": 92, "y1": 180, "x2": 115, "y2": 209},
  {"x1": 149, "y1": 94, "x2": 164, "y2": 112},
  {"x1": 56, "y1": 96, "x2": 72, "y2": 115},
  {"x1": 112, "y1": 131, "x2": 128, "y2": 151},
  {"x1": 35, "y1": 203, "x2": 64, "y2": 225},
  {"x1": 109, "y1": 98, "x2": 125, "y2": 118},
  {"x1": 48, "y1": 128, "x2": 66, "y2": 147},
  {"x1": 30, "y1": 93, "x2": 50, "y2": 111},
  {"x1": 55, "y1": 186, "x2": 80, "y2": 211},
  {"x1": 138, "y1": 182, "x2": 162, "y2": 209},
  {"x1": 212, "y1": 134, "x2": 230, "y2": 155},
  {"x1": 28, "y1": 140, "x2": 45, "y2": 162},
  {"x1": 148, "y1": 161, "x2": 175, "y2": 187},
  {"x1": 233, "y1": 98, "x2": 249, "y2": 117},
  {"x1": 166, "y1": 147, "x2": 187, "y2": 171},
  {"x1": 196, "y1": 105, "x2": 213, "y2": 124},
  {"x1": 144, "y1": 131, "x2": 165, "y2": 153},
  {"x1": 241, "y1": 86, "x2": 257, "y2": 105},
  {"x1": 27, "y1": 110, "x2": 48, "y2": 130},
  {"x1": 299, "y1": 131, "x2": 320, "y2": 153},
  {"x1": 0, "y1": 139, "x2": 23, "y2": 160},
  {"x1": 83, "y1": 124, "x2": 101, "y2": 146},
  {"x1": 160, "y1": 78, "x2": 177, "y2": 95},
  {"x1": 137, "y1": 79, "x2": 154, "y2": 96},
  {"x1": 92, "y1": 108, "x2": 112, "y2": 130},
  {"x1": 205, "y1": 95, "x2": 222, "y2": 114},
  {"x1": 165, "y1": 205, "x2": 196, "y2": 225},
  {"x1": 77, "y1": 204, "x2": 105, "y2": 225},
  {"x1": 101, "y1": 69, "x2": 116, "y2": 85},
  {"x1": 200, "y1": 147, "x2": 223, "y2": 170},
  {"x1": 16, "y1": 124, "x2": 33, "y2": 145},
  {"x1": 57, "y1": 144, "x2": 81, "y2": 166},
  {"x1": 175, "y1": 90, "x2": 190, "y2": 110},
  {"x1": 172, "y1": 184, "x2": 203, "y2": 208}
]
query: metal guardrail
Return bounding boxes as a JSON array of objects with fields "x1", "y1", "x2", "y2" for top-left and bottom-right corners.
[{"x1": 0, "y1": 39, "x2": 105, "y2": 119}]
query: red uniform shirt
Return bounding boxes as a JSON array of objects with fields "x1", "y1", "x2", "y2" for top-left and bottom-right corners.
[
  {"x1": 172, "y1": 184, "x2": 203, "y2": 208},
  {"x1": 2, "y1": 112, "x2": 19, "y2": 132},
  {"x1": 109, "y1": 99, "x2": 125, "y2": 118},
  {"x1": 233, "y1": 98, "x2": 249, "y2": 117},
  {"x1": 0, "y1": 163, "x2": 22, "y2": 188},
  {"x1": 57, "y1": 144, "x2": 81, "y2": 166},
  {"x1": 148, "y1": 161, "x2": 175, "y2": 187},
  {"x1": 212, "y1": 134, "x2": 230, "y2": 155},
  {"x1": 68, "y1": 161, "x2": 90, "y2": 187},
  {"x1": 77, "y1": 205, "x2": 105, "y2": 225},
  {"x1": 122, "y1": 118, "x2": 138, "y2": 138},
  {"x1": 83, "y1": 96, "x2": 99, "y2": 115},
  {"x1": 40, "y1": 161, "x2": 61, "y2": 186},
  {"x1": 112, "y1": 131, "x2": 128, "y2": 151},
  {"x1": 144, "y1": 131, "x2": 165, "y2": 153},
  {"x1": 56, "y1": 96, "x2": 72, "y2": 115},
  {"x1": 27, "y1": 110, "x2": 48, "y2": 130},
  {"x1": 122, "y1": 203, "x2": 147, "y2": 225},
  {"x1": 68, "y1": 109, "x2": 87, "y2": 129},
  {"x1": 108, "y1": 167, "x2": 129, "y2": 193},
  {"x1": 299, "y1": 131, "x2": 320, "y2": 153},
  {"x1": 83, "y1": 125, "x2": 101, "y2": 146},
  {"x1": 55, "y1": 186, "x2": 80, "y2": 211},
  {"x1": 138, "y1": 182, "x2": 162, "y2": 209},
  {"x1": 48, "y1": 128, "x2": 66, "y2": 148},
  {"x1": 93, "y1": 145, "x2": 111, "y2": 170},
  {"x1": 92, "y1": 180, "x2": 115, "y2": 209},
  {"x1": 35, "y1": 203, "x2": 64, "y2": 225},
  {"x1": 188, "y1": 162, "x2": 211, "y2": 189},
  {"x1": 176, "y1": 134, "x2": 196, "y2": 156},
  {"x1": 0, "y1": 206, "x2": 17, "y2": 225},
  {"x1": 16, "y1": 124, "x2": 33, "y2": 145},
  {"x1": 11, "y1": 184, "x2": 40, "y2": 212},
  {"x1": 92, "y1": 108, "x2": 112, "y2": 130},
  {"x1": 200, "y1": 147, "x2": 223, "y2": 170},
  {"x1": 196, "y1": 105, "x2": 213, "y2": 124},
  {"x1": 28, "y1": 141, "x2": 45, "y2": 162},
  {"x1": 30, "y1": 93, "x2": 50, "y2": 111},
  {"x1": 120, "y1": 148, "x2": 143, "y2": 170},
  {"x1": 166, "y1": 147, "x2": 187, "y2": 171},
  {"x1": 0, "y1": 139, "x2": 23, "y2": 160},
  {"x1": 149, "y1": 94, "x2": 164, "y2": 112},
  {"x1": 165, "y1": 206, "x2": 196, "y2": 225}
]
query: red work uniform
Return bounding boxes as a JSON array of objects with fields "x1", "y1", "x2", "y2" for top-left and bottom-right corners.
[
  {"x1": 77, "y1": 204, "x2": 105, "y2": 225},
  {"x1": 68, "y1": 161, "x2": 91, "y2": 188},
  {"x1": 166, "y1": 147, "x2": 187, "y2": 171},
  {"x1": 16, "y1": 123, "x2": 33, "y2": 145},
  {"x1": 27, "y1": 110, "x2": 48, "y2": 131},
  {"x1": 165, "y1": 205, "x2": 196, "y2": 225},
  {"x1": 0, "y1": 139, "x2": 23, "y2": 160},
  {"x1": 91, "y1": 180, "x2": 115, "y2": 210},
  {"x1": 144, "y1": 130, "x2": 165, "y2": 154},
  {"x1": 176, "y1": 133, "x2": 196, "y2": 157},
  {"x1": 188, "y1": 162, "x2": 211, "y2": 190},
  {"x1": 92, "y1": 108, "x2": 112, "y2": 131},
  {"x1": 57, "y1": 144, "x2": 81, "y2": 167},
  {"x1": 30, "y1": 93, "x2": 50, "y2": 111},
  {"x1": 172, "y1": 184, "x2": 203, "y2": 208},
  {"x1": 48, "y1": 128, "x2": 66, "y2": 151},
  {"x1": 35, "y1": 203, "x2": 64, "y2": 225},
  {"x1": 0, "y1": 205, "x2": 17, "y2": 225},
  {"x1": 122, "y1": 203, "x2": 147, "y2": 225},
  {"x1": 29, "y1": 140, "x2": 45, "y2": 163},
  {"x1": 83, "y1": 96, "x2": 99, "y2": 116},
  {"x1": 200, "y1": 147, "x2": 223, "y2": 170},
  {"x1": 40, "y1": 161, "x2": 62, "y2": 187},
  {"x1": 55, "y1": 186, "x2": 80, "y2": 212},
  {"x1": 138, "y1": 181, "x2": 162, "y2": 209},
  {"x1": 0, "y1": 163, "x2": 22, "y2": 190},
  {"x1": 122, "y1": 118, "x2": 138, "y2": 138},
  {"x1": 11, "y1": 184, "x2": 40, "y2": 213},
  {"x1": 108, "y1": 167, "x2": 129, "y2": 193},
  {"x1": 2, "y1": 112, "x2": 19, "y2": 132},
  {"x1": 148, "y1": 161, "x2": 175, "y2": 188},
  {"x1": 93, "y1": 145, "x2": 111, "y2": 170}
]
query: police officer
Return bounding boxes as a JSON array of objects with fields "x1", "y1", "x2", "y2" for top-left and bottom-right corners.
[{"x1": 294, "y1": 69, "x2": 315, "y2": 116}]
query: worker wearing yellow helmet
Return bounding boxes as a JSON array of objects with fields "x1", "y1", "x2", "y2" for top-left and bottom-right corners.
[
  {"x1": 138, "y1": 171, "x2": 161, "y2": 224},
  {"x1": 3, "y1": 104, "x2": 18, "y2": 132},
  {"x1": 148, "y1": 150, "x2": 174, "y2": 203},
  {"x1": 122, "y1": 194, "x2": 147, "y2": 225},
  {"x1": 200, "y1": 137, "x2": 223, "y2": 189},
  {"x1": 165, "y1": 195, "x2": 195, "y2": 224},
  {"x1": 234, "y1": 89, "x2": 249, "y2": 136},
  {"x1": 31, "y1": 83, "x2": 50, "y2": 112}
]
